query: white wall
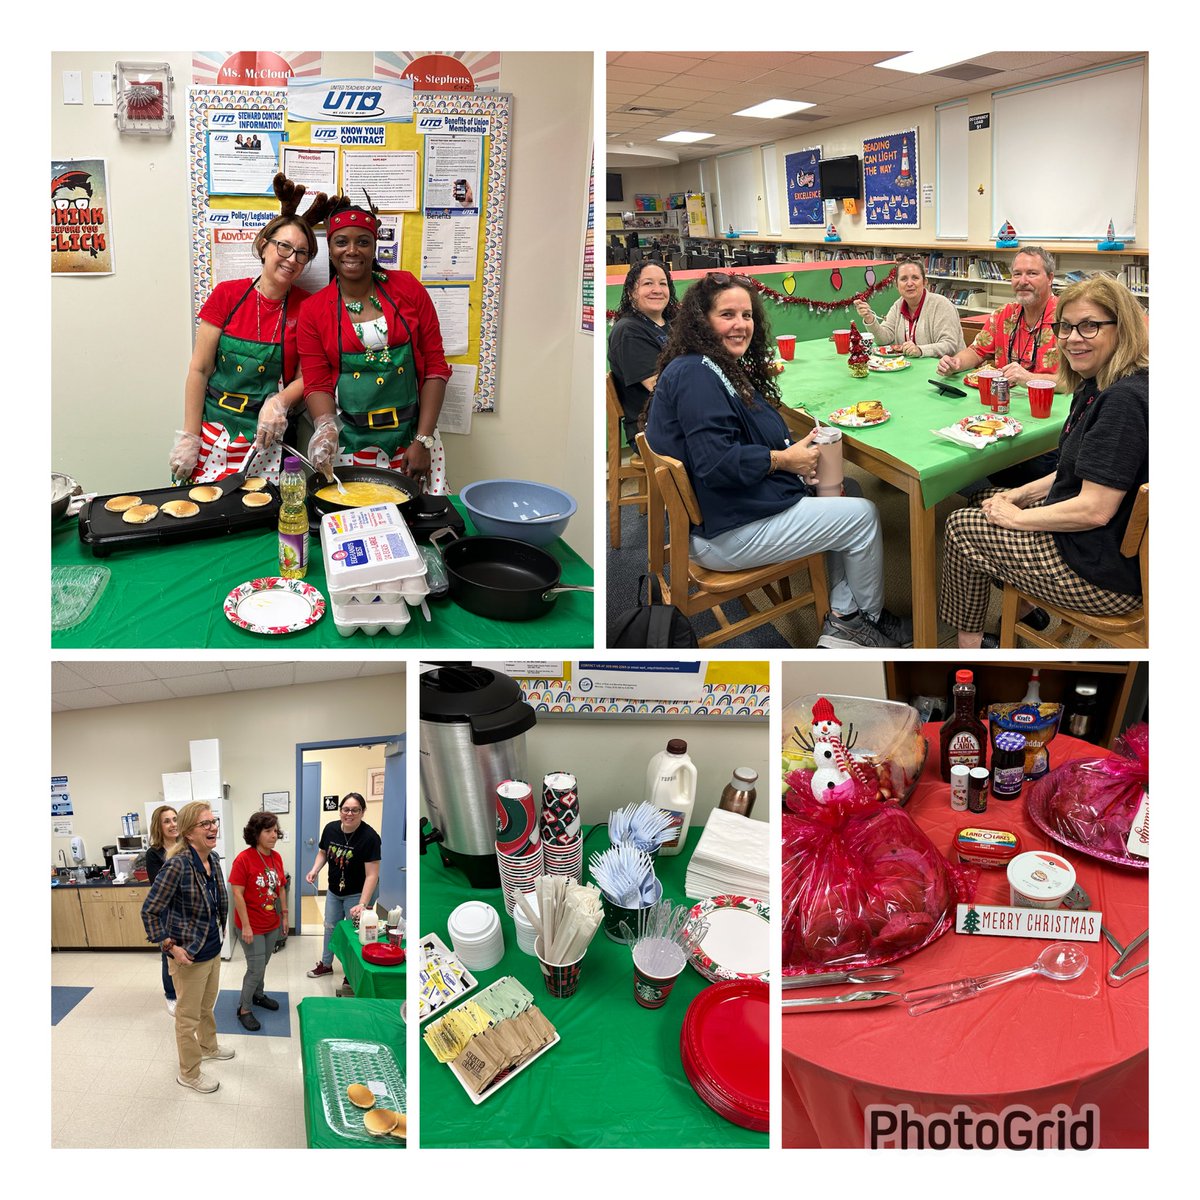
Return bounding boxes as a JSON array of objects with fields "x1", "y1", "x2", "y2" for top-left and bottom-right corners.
[
  {"x1": 422, "y1": 713, "x2": 769, "y2": 829},
  {"x1": 50, "y1": 671, "x2": 405, "y2": 919},
  {"x1": 781, "y1": 662, "x2": 887, "y2": 711},
  {"x1": 609, "y1": 58, "x2": 1149, "y2": 250},
  {"x1": 51, "y1": 51, "x2": 595, "y2": 565}
]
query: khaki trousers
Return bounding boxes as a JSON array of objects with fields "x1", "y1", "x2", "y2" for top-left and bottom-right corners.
[{"x1": 169, "y1": 953, "x2": 222, "y2": 1080}]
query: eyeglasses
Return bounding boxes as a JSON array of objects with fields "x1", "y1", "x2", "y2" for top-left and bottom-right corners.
[
  {"x1": 265, "y1": 237, "x2": 312, "y2": 263},
  {"x1": 340, "y1": 807, "x2": 363, "y2": 816},
  {"x1": 1051, "y1": 319, "x2": 1117, "y2": 340},
  {"x1": 708, "y1": 272, "x2": 753, "y2": 288},
  {"x1": 197, "y1": 819, "x2": 221, "y2": 830}
]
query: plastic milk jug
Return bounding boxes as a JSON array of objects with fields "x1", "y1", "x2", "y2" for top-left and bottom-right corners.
[
  {"x1": 358, "y1": 908, "x2": 379, "y2": 945},
  {"x1": 645, "y1": 739, "x2": 698, "y2": 856}
]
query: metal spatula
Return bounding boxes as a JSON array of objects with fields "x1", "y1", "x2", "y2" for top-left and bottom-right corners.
[{"x1": 215, "y1": 441, "x2": 263, "y2": 496}]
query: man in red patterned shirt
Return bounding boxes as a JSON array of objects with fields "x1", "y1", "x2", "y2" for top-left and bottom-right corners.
[{"x1": 936, "y1": 246, "x2": 1060, "y2": 389}]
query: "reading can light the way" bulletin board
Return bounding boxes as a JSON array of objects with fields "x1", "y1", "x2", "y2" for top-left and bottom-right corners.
[{"x1": 186, "y1": 80, "x2": 511, "y2": 426}]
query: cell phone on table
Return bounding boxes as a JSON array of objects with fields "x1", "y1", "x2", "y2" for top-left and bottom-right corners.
[{"x1": 929, "y1": 379, "x2": 968, "y2": 398}]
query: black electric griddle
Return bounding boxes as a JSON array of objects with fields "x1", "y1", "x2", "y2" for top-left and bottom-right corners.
[{"x1": 78, "y1": 483, "x2": 281, "y2": 557}]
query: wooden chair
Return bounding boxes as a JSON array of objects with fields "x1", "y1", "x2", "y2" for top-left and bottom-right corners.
[
  {"x1": 999, "y1": 483, "x2": 1148, "y2": 649},
  {"x1": 605, "y1": 373, "x2": 648, "y2": 549},
  {"x1": 636, "y1": 433, "x2": 830, "y2": 648}
]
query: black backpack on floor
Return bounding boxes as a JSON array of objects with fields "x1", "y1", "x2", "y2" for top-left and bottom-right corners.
[{"x1": 608, "y1": 575, "x2": 699, "y2": 649}]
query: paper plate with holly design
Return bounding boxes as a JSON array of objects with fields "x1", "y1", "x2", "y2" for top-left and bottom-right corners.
[
  {"x1": 686, "y1": 895, "x2": 771, "y2": 982},
  {"x1": 224, "y1": 577, "x2": 326, "y2": 635}
]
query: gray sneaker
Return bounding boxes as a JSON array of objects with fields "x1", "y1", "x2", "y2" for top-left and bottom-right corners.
[
  {"x1": 177, "y1": 1072, "x2": 219, "y2": 1093},
  {"x1": 875, "y1": 608, "x2": 913, "y2": 648},
  {"x1": 816, "y1": 610, "x2": 900, "y2": 649},
  {"x1": 202, "y1": 1045, "x2": 236, "y2": 1061}
]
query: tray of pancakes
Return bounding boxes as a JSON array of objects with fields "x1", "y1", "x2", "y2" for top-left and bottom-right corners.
[
  {"x1": 316, "y1": 1039, "x2": 406, "y2": 1146},
  {"x1": 80, "y1": 477, "x2": 281, "y2": 556},
  {"x1": 827, "y1": 400, "x2": 891, "y2": 428}
]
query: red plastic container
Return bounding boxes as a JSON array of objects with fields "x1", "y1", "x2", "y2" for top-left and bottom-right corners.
[{"x1": 954, "y1": 825, "x2": 1022, "y2": 869}]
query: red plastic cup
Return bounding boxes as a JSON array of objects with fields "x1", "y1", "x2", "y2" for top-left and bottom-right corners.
[
  {"x1": 777, "y1": 334, "x2": 796, "y2": 361},
  {"x1": 976, "y1": 369, "x2": 999, "y2": 409},
  {"x1": 832, "y1": 329, "x2": 851, "y2": 354},
  {"x1": 1027, "y1": 380, "x2": 1055, "y2": 418}
]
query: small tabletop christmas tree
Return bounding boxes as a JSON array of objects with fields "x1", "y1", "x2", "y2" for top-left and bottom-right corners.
[{"x1": 847, "y1": 321, "x2": 870, "y2": 378}]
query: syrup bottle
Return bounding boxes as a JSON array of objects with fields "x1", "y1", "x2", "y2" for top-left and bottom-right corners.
[{"x1": 940, "y1": 669, "x2": 988, "y2": 781}]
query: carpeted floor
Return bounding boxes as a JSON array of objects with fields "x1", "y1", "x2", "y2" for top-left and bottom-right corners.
[{"x1": 606, "y1": 457, "x2": 1090, "y2": 650}]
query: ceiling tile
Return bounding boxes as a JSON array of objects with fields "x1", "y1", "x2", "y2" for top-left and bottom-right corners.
[
  {"x1": 226, "y1": 664, "x2": 298, "y2": 691},
  {"x1": 101, "y1": 680, "x2": 178, "y2": 704},
  {"x1": 67, "y1": 661, "x2": 160, "y2": 686},
  {"x1": 161, "y1": 674, "x2": 233, "y2": 698},
  {"x1": 56, "y1": 689, "x2": 122, "y2": 709},
  {"x1": 150, "y1": 661, "x2": 225, "y2": 679},
  {"x1": 51, "y1": 662, "x2": 95, "y2": 692}
]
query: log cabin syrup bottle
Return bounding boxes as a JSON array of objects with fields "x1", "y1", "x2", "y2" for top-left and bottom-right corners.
[{"x1": 940, "y1": 669, "x2": 988, "y2": 781}]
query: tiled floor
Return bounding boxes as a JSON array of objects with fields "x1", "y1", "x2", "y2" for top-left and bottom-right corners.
[{"x1": 51, "y1": 932, "x2": 344, "y2": 1148}]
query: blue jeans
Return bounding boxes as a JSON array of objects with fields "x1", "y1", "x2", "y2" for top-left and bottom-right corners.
[
  {"x1": 161, "y1": 951, "x2": 176, "y2": 1001},
  {"x1": 321, "y1": 891, "x2": 362, "y2": 967},
  {"x1": 690, "y1": 494, "x2": 884, "y2": 619}
]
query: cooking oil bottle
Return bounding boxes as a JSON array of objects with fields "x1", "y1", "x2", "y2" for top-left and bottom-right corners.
[{"x1": 277, "y1": 455, "x2": 309, "y2": 578}]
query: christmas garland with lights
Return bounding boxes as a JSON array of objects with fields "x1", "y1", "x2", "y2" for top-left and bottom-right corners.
[{"x1": 605, "y1": 265, "x2": 897, "y2": 322}]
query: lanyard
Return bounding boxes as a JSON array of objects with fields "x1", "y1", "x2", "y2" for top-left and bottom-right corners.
[
  {"x1": 901, "y1": 290, "x2": 927, "y2": 344},
  {"x1": 1007, "y1": 304, "x2": 1047, "y2": 370}
]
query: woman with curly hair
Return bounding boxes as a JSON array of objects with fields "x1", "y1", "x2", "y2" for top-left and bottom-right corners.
[
  {"x1": 228, "y1": 811, "x2": 288, "y2": 1031},
  {"x1": 939, "y1": 273, "x2": 1148, "y2": 648},
  {"x1": 608, "y1": 258, "x2": 679, "y2": 445},
  {"x1": 644, "y1": 272, "x2": 909, "y2": 648}
]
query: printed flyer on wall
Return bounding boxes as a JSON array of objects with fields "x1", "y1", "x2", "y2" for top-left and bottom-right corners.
[{"x1": 51, "y1": 158, "x2": 114, "y2": 275}]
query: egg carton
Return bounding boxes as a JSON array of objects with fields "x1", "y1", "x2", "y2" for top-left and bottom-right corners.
[
  {"x1": 321, "y1": 512, "x2": 427, "y2": 594},
  {"x1": 328, "y1": 574, "x2": 430, "y2": 608},
  {"x1": 319, "y1": 503, "x2": 408, "y2": 538},
  {"x1": 332, "y1": 598, "x2": 413, "y2": 638}
]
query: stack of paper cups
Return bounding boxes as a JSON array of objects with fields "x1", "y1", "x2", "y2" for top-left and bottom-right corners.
[
  {"x1": 540, "y1": 771, "x2": 583, "y2": 881},
  {"x1": 496, "y1": 779, "x2": 542, "y2": 915},
  {"x1": 512, "y1": 892, "x2": 541, "y2": 956},
  {"x1": 447, "y1": 901, "x2": 505, "y2": 971}
]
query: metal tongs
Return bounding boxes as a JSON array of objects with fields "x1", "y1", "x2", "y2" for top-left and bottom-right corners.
[
  {"x1": 782, "y1": 967, "x2": 904, "y2": 1012},
  {"x1": 1103, "y1": 927, "x2": 1148, "y2": 988}
]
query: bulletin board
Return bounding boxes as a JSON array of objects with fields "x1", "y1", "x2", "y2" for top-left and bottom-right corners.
[
  {"x1": 864, "y1": 128, "x2": 919, "y2": 229},
  {"x1": 506, "y1": 662, "x2": 769, "y2": 721},
  {"x1": 186, "y1": 84, "x2": 512, "y2": 414}
]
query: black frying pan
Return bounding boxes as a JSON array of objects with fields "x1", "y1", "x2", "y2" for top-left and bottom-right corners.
[
  {"x1": 431, "y1": 529, "x2": 593, "y2": 621},
  {"x1": 305, "y1": 464, "x2": 421, "y2": 516}
]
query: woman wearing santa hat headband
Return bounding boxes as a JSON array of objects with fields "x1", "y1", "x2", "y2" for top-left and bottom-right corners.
[
  {"x1": 298, "y1": 194, "x2": 450, "y2": 491},
  {"x1": 171, "y1": 175, "x2": 330, "y2": 484}
]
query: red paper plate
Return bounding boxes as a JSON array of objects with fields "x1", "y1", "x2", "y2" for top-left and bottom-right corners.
[
  {"x1": 679, "y1": 980, "x2": 768, "y2": 1130},
  {"x1": 363, "y1": 942, "x2": 407, "y2": 966}
]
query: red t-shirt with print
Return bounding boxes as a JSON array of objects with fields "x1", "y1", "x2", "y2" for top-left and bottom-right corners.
[
  {"x1": 198, "y1": 277, "x2": 313, "y2": 385},
  {"x1": 229, "y1": 847, "x2": 286, "y2": 934}
]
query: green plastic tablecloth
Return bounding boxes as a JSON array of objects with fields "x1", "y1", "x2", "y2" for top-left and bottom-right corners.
[
  {"x1": 419, "y1": 826, "x2": 768, "y2": 1149},
  {"x1": 51, "y1": 497, "x2": 593, "y2": 648},
  {"x1": 297, "y1": 997, "x2": 405, "y2": 1149},
  {"x1": 331, "y1": 919, "x2": 406, "y2": 1000},
  {"x1": 777, "y1": 339, "x2": 1068, "y2": 507}
]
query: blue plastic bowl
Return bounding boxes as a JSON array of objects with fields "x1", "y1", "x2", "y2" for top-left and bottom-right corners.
[{"x1": 459, "y1": 479, "x2": 576, "y2": 546}]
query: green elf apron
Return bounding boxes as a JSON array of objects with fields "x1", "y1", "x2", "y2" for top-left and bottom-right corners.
[
  {"x1": 335, "y1": 282, "x2": 418, "y2": 467},
  {"x1": 195, "y1": 278, "x2": 289, "y2": 481}
]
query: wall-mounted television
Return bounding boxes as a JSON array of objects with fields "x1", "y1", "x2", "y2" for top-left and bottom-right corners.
[
  {"x1": 819, "y1": 155, "x2": 862, "y2": 200},
  {"x1": 606, "y1": 172, "x2": 624, "y2": 202}
]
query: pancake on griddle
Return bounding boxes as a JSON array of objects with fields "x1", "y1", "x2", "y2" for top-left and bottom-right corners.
[
  {"x1": 122, "y1": 504, "x2": 159, "y2": 524},
  {"x1": 189, "y1": 485, "x2": 222, "y2": 503},
  {"x1": 240, "y1": 477, "x2": 268, "y2": 491},
  {"x1": 242, "y1": 492, "x2": 272, "y2": 508},
  {"x1": 161, "y1": 500, "x2": 200, "y2": 519},
  {"x1": 104, "y1": 495, "x2": 142, "y2": 513}
]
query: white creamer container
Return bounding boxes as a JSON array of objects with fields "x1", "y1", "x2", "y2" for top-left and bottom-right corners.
[
  {"x1": 1007, "y1": 850, "x2": 1076, "y2": 909},
  {"x1": 645, "y1": 738, "x2": 698, "y2": 857}
]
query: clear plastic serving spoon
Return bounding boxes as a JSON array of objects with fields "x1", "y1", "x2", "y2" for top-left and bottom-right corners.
[{"x1": 902, "y1": 942, "x2": 1089, "y2": 1017}]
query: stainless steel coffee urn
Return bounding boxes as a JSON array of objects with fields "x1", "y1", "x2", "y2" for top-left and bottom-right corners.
[{"x1": 419, "y1": 664, "x2": 537, "y2": 888}]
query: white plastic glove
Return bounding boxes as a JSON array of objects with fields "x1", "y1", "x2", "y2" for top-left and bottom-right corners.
[
  {"x1": 255, "y1": 393, "x2": 290, "y2": 448},
  {"x1": 308, "y1": 414, "x2": 340, "y2": 479},
  {"x1": 169, "y1": 430, "x2": 203, "y2": 480}
]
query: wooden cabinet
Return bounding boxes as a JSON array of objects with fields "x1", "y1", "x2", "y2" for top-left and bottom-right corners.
[
  {"x1": 77, "y1": 886, "x2": 154, "y2": 949},
  {"x1": 51, "y1": 889, "x2": 88, "y2": 949},
  {"x1": 885, "y1": 661, "x2": 1143, "y2": 751}
]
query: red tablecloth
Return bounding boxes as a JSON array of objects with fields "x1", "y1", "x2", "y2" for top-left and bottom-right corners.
[{"x1": 782, "y1": 726, "x2": 1148, "y2": 1149}]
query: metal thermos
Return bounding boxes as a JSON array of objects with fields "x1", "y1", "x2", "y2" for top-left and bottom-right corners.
[
  {"x1": 419, "y1": 665, "x2": 537, "y2": 888},
  {"x1": 717, "y1": 768, "x2": 758, "y2": 817}
]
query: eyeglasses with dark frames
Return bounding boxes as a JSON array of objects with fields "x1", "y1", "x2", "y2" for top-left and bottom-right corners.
[
  {"x1": 1051, "y1": 319, "x2": 1117, "y2": 340},
  {"x1": 265, "y1": 237, "x2": 312, "y2": 263}
]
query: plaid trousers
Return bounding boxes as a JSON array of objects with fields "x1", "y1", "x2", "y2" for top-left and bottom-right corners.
[{"x1": 939, "y1": 490, "x2": 1141, "y2": 633}]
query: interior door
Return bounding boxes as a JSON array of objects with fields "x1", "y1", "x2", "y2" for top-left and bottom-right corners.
[
  {"x1": 376, "y1": 738, "x2": 406, "y2": 914},
  {"x1": 300, "y1": 759, "x2": 323, "y2": 935}
]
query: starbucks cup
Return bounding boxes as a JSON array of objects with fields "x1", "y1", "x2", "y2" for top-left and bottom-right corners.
[{"x1": 812, "y1": 427, "x2": 844, "y2": 497}]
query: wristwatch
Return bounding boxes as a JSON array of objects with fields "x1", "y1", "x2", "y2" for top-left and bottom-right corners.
[
  {"x1": 161, "y1": 938, "x2": 174, "y2": 954},
  {"x1": 412, "y1": 433, "x2": 436, "y2": 451}
]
